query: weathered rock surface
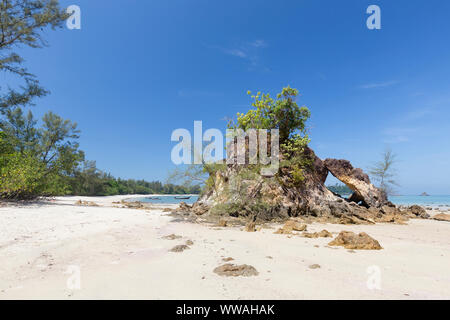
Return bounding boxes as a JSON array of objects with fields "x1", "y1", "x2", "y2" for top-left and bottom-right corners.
[
  {"x1": 274, "y1": 220, "x2": 307, "y2": 234},
  {"x1": 222, "y1": 257, "x2": 234, "y2": 262},
  {"x1": 217, "y1": 218, "x2": 228, "y2": 227},
  {"x1": 75, "y1": 200, "x2": 99, "y2": 207},
  {"x1": 192, "y1": 202, "x2": 209, "y2": 216},
  {"x1": 328, "y1": 231, "x2": 382, "y2": 250},
  {"x1": 302, "y1": 230, "x2": 333, "y2": 238},
  {"x1": 186, "y1": 146, "x2": 408, "y2": 225},
  {"x1": 284, "y1": 220, "x2": 307, "y2": 231},
  {"x1": 174, "y1": 202, "x2": 192, "y2": 214},
  {"x1": 408, "y1": 205, "x2": 430, "y2": 219},
  {"x1": 162, "y1": 234, "x2": 182, "y2": 240},
  {"x1": 244, "y1": 221, "x2": 256, "y2": 232},
  {"x1": 324, "y1": 159, "x2": 387, "y2": 208},
  {"x1": 213, "y1": 264, "x2": 259, "y2": 277},
  {"x1": 169, "y1": 245, "x2": 190, "y2": 252}
]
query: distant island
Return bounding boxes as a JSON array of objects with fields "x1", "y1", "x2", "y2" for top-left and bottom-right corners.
[{"x1": 420, "y1": 192, "x2": 430, "y2": 196}]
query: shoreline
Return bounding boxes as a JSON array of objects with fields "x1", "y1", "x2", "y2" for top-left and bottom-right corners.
[{"x1": 0, "y1": 195, "x2": 449, "y2": 299}]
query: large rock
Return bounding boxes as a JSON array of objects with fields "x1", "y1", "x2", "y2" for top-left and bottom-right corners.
[
  {"x1": 187, "y1": 146, "x2": 399, "y2": 225},
  {"x1": 324, "y1": 159, "x2": 387, "y2": 208},
  {"x1": 407, "y1": 205, "x2": 430, "y2": 219}
]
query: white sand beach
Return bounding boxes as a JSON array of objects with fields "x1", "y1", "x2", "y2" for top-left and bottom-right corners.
[{"x1": 0, "y1": 196, "x2": 449, "y2": 300}]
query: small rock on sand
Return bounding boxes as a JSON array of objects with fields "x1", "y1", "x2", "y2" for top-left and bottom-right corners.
[
  {"x1": 328, "y1": 231, "x2": 382, "y2": 250},
  {"x1": 217, "y1": 219, "x2": 228, "y2": 227},
  {"x1": 302, "y1": 230, "x2": 332, "y2": 238},
  {"x1": 433, "y1": 213, "x2": 450, "y2": 222},
  {"x1": 222, "y1": 257, "x2": 234, "y2": 262},
  {"x1": 75, "y1": 200, "x2": 99, "y2": 207},
  {"x1": 185, "y1": 240, "x2": 194, "y2": 246},
  {"x1": 274, "y1": 220, "x2": 307, "y2": 234},
  {"x1": 213, "y1": 264, "x2": 259, "y2": 277},
  {"x1": 169, "y1": 245, "x2": 190, "y2": 253},
  {"x1": 309, "y1": 264, "x2": 321, "y2": 269},
  {"x1": 244, "y1": 221, "x2": 256, "y2": 232},
  {"x1": 121, "y1": 201, "x2": 144, "y2": 209},
  {"x1": 162, "y1": 234, "x2": 182, "y2": 240}
]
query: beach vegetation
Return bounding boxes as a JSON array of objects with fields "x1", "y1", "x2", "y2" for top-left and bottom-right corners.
[
  {"x1": 327, "y1": 183, "x2": 352, "y2": 195},
  {"x1": 369, "y1": 148, "x2": 399, "y2": 196},
  {"x1": 230, "y1": 86, "x2": 311, "y2": 144}
]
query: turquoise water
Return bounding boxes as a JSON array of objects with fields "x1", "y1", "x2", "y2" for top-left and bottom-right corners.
[
  {"x1": 134, "y1": 195, "x2": 450, "y2": 207},
  {"x1": 137, "y1": 195, "x2": 199, "y2": 205},
  {"x1": 389, "y1": 195, "x2": 450, "y2": 206}
]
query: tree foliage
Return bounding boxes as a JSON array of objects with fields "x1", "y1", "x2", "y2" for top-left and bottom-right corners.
[
  {"x1": 0, "y1": 109, "x2": 84, "y2": 198},
  {"x1": 231, "y1": 86, "x2": 311, "y2": 144},
  {"x1": 0, "y1": 0, "x2": 69, "y2": 115},
  {"x1": 172, "y1": 87, "x2": 312, "y2": 193},
  {"x1": 69, "y1": 161, "x2": 200, "y2": 196}
]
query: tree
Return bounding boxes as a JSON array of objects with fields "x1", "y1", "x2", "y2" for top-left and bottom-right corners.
[
  {"x1": 0, "y1": 150, "x2": 46, "y2": 199},
  {"x1": 0, "y1": 1, "x2": 78, "y2": 199},
  {"x1": 0, "y1": 109, "x2": 84, "y2": 198},
  {"x1": 169, "y1": 87, "x2": 312, "y2": 194},
  {"x1": 369, "y1": 148, "x2": 399, "y2": 195},
  {"x1": 232, "y1": 86, "x2": 311, "y2": 144},
  {"x1": 0, "y1": 0, "x2": 68, "y2": 115},
  {"x1": 167, "y1": 161, "x2": 225, "y2": 193},
  {"x1": 1, "y1": 107, "x2": 38, "y2": 152}
]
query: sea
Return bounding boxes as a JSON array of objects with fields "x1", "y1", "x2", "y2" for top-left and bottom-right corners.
[
  {"x1": 135, "y1": 195, "x2": 450, "y2": 207},
  {"x1": 138, "y1": 195, "x2": 199, "y2": 205},
  {"x1": 389, "y1": 195, "x2": 450, "y2": 206}
]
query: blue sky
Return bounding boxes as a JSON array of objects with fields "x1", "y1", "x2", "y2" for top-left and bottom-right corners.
[{"x1": 5, "y1": 0, "x2": 450, "y2": 194}]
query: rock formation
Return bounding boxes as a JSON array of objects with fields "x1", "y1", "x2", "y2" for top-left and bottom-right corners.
[
  {"x1": 185, "y1": 146, "x2": 420, "y2": 225},
  {"x1": 323, "y1": 159, "x2": 387, "y2": 208}
]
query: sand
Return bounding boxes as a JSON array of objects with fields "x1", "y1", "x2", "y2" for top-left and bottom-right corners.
[{"x1": 0, "y1": 195, "x2": 449, "y2": 300}]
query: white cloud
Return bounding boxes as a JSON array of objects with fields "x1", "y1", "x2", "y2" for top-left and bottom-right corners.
[
  {"x1": 359, "y1": 80, "x2": 398, "y2": 89},
  {"x1": 207, "y1": 40, "x2": 269, "y2": 70},
  {"x1": 224, "y1": 49, "x2": 247, "y2": 58}
]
